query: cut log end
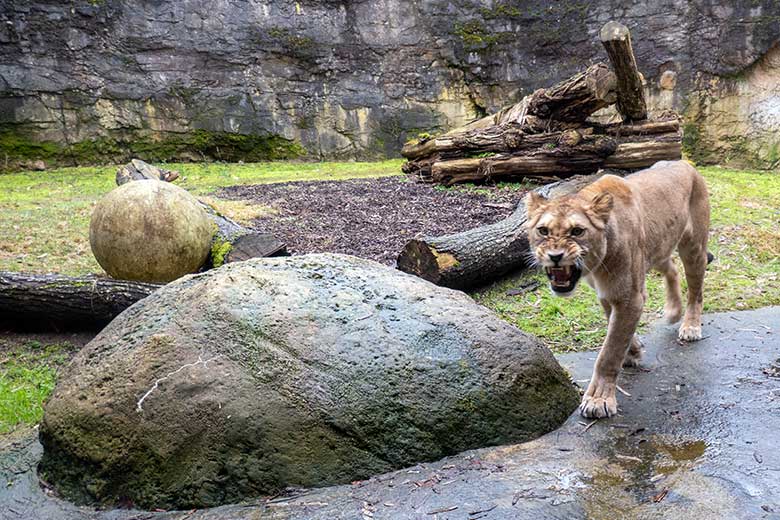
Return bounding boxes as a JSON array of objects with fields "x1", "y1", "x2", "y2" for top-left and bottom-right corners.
[
  {"x1": 225, "y1": 233, "x2": 288, "y2": 263},
  {"x1": 396, "y1": 240, "x2": 450, "y2": 285},
  {"x1": 599, "y1": 21, "x2": 630, "y2": 42}
]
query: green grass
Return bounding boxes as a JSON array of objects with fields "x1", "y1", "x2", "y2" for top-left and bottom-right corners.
[
  {"x1": 0, "y1": 161, "x2": 777, "y2": 433},
  {"x1": 0, "y1": 341, "x2": 78, "y2": 434},
  {"x1": 0, "y1": 160, "x2": 403, "y2": 275},
  {"x1": 473, "y1": 166, "x2": 780, "y2": 352},
  {"x1": 0, "y1": 161, "x2": 777, "y2": 348}
]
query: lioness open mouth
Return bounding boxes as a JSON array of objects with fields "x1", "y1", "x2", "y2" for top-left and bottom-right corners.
[{"x1": 545, "y1": 265, "x2": 582, "y2": 293}]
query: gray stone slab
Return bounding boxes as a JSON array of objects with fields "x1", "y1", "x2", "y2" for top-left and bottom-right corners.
[{"x1": 2, "y1": 307, "x2": 779, "y2": 520}]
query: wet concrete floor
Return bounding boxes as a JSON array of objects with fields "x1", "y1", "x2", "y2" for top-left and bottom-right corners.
[{"x1": 1, "y1": 307, "x2": 779, "y2": 519}]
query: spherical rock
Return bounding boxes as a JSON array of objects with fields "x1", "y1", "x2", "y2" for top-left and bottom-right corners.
[
  {"x1": 39, "y1": 254, "x2": 579, "y2": 510},
  {"x1": 89, "y1": 180, "x2": 213, "y2": 283}
]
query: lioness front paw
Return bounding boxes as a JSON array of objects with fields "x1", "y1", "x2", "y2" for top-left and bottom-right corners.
[
  {"x1": 580, "y1": 378, "x2": 618, "y2": 419},
  {"x1": 580, "y1": 395, "x2": 618, "y2": 418},
  {"x1": 678, "y1": 323, "x2": 702, "y2": 341}
]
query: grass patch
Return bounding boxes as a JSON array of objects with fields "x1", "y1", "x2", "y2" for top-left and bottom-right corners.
[
  {"x1": 0, "y1": 340, "x2": 79, "y2": 434},
  {"x1": 0, "y1": 160, "x2": 403, "y2": 275},
  {"x1": 473, "y1": 166, "x2": 780, "y2": 352},
  {"x1": 0, "y1": 162, "x2": 777, "y2": 354}
]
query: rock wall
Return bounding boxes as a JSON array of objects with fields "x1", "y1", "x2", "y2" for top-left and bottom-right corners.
[{"x1": 1, "y1": 0, "x2": 779, "y2": 168}]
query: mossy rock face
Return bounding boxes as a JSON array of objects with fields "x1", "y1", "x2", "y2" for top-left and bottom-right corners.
[
  {"x1": 89, "y1": 180, "x2": 213, "y2": 283},
  {"x1": 38, "y1": 254, "x2": 579, "y2": 510}
]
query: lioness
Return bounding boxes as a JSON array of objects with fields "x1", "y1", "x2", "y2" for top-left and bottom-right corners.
[{"x1": 525, "y1": 161, "x2": 711, "y2": 418}]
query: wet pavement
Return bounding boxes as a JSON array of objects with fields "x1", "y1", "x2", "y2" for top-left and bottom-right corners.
[{"x1": 1, "y1": 307, "x2": 779, "y2": 519}]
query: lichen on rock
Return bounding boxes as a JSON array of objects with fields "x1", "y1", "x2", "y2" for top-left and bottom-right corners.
[{"x1": 38, "y1": 253, "x2": 579, "y2": 510}]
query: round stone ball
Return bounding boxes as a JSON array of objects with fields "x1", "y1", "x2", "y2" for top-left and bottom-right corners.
[{"x1": 90, "y1": 180, "x2": 214, "y2": 283}]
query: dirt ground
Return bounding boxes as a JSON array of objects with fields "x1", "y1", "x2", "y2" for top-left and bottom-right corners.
[
  {"x1": 220, "y1": 176, "x2": 527, "y2": 265},
  {"x1": 0, "y1": 331, "x2": 94, "y2": 353}
]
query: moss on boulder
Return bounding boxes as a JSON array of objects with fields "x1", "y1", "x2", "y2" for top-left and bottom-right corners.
[
  {"x1": 39, "y1": 254, "x2": 579, "y2": 510},
  {"x1": 89, "y1": 180, "x2": 214, "y2": 283}
]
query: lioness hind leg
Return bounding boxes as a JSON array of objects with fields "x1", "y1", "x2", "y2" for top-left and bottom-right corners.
[
  {"x1": 657, "y1": 257, "x2": 683, "y2": 323},
  {"x1": 678, "y1": 245, "x2": 707, "y2": 341}
]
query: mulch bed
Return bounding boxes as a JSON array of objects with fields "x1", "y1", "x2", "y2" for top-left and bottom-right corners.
[{"x1": 220, "y1": 176, "x2": 529, "y2": 265}]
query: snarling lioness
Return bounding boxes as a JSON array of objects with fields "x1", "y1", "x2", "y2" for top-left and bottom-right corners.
[{"x1": 526, "y1": 161, "x2": 711, "y2": 418}]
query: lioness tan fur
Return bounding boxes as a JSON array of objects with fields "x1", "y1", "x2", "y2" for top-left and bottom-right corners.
[{"x1": 525, "y1": 160, "x2": 711, "y2": 418}]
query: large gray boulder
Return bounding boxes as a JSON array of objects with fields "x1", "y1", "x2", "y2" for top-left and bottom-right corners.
[{"x1": 39, "y1": 254, "x2": 578, "y2": 510}]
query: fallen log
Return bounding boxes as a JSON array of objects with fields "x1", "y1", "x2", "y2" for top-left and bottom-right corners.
[
  {"x1": 428, "y1": 136, "x2": 617, "y2": 185},
  {"x1": 396, "y1": 173, "x2": 610, "y2": 289},
  {"x1": 116, "y1": 159, "x2": 287, "y2": 266},
  {"x1": 423, "y1": 118, "x2": 681, "y2": 185},
  {"x1": 0, "y1": 272, "x2": 159, "y2": 330},
  {"x1": 604, "y1": 141, "x2": 682, "y2": 169},
  {"x1": 600, "y1": 21, "x2": 647, "y2": 121}
]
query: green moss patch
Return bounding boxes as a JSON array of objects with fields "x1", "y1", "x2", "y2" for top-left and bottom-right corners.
[{"x1": 0, "y1": 128, "x2": 307, "y2": 170}]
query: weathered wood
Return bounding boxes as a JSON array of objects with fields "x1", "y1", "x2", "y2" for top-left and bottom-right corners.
[
  {"x1": 396, "y1": 173, "x2": 610, "y2": 289},
  {"x1": 429, "y1": 136, "x2": 617, "y2": 185},
  {"x1": 596, "y1": 119, "x2": 679, "y2": 136},
  {"x1": 401, "y1": 26, "x2": 676, "y2": 186},
  {"x1": 0, "y1": 272, "x2": 159, "y2": 330},
  {"x1": 116, "y1": 159, "x2": 287, "y2": 265},
  {"x1": 603, "y1": 140, "x2": 682, "y2": 169},
  {"x1": 406, "y1": 118, "x2": 681, "y2": 184},
  {"x1": 452, "y1": 63, "x2": 617, "y2": 133},
  {"x1": 600, "y1": 21, "x2": 647, "y2": 121},
  {"x1": 402, "y1": 63, "x2": 617, "y2": 161}
]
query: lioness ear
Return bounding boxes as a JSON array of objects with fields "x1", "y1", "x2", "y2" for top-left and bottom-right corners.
[
  {"x1": 587, "y1": 192, "x2": 614, "y2": 223},
  {"x1": 525, "y1": 192, "x2": 548, "y2": 219}
]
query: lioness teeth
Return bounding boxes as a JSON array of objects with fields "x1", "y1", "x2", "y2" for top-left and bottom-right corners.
[{"x1": 547, "y1": 266, "x2": 574, "y2": 286}]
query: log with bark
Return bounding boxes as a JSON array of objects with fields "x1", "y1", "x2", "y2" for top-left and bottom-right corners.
[
  {"x1": 0, "y1": 272, "x2": 159, "y2": 330},
  {"x1": 401, "y1": 21, "x2": 679, "y2": 185},
  {"x1": 116, "y1": 159, "x2": 287, "y2": 265},
  {"x1": 396, "y1": 173, "x2": 610, "y2": 289},
  {"x1": 599, "y1": 21, "x2": 647, "y2": 121}
]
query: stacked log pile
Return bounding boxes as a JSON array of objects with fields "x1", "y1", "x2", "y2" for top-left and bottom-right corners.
[
  {"x1": 401, "y1": 21, "x2": 681, "y2": 186},
  {"x1": 397, "y1": 21, "x2": 682, "y2": 289}
]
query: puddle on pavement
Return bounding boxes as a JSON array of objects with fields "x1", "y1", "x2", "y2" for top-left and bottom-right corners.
[{"x1": 581, "y1": 434, "x2": 708, "y2": 518}]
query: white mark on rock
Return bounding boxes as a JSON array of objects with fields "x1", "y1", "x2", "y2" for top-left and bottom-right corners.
[{"x1": 136, "y1": 354, "x2": 223, "y2": 413}]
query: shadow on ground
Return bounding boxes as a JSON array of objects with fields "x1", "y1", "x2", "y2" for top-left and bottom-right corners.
[{"x1": 1, "y1": 308, "x2": 779, "y2": 519}]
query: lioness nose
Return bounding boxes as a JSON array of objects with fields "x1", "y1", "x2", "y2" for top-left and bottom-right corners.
[{"x1": 548, "y1": 253, "x2": 563, "y2": 264}]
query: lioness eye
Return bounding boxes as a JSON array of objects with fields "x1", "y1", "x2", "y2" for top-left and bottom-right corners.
[
  {"x1": 571, "y1": 227, "x2": 584, "y2": 237},
  {"x1": 537, "y1": 226, "x2": 549, "y2": 236}
]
